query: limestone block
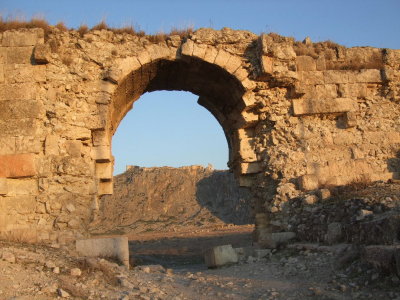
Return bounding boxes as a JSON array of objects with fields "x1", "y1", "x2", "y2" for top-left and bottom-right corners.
[
  {"x1": 296, "y1": 56, "x2": 316, "y2": 71},
  {"x1": 314, "y1": 84, "x2": 338, "y2": 99},
  {"x1": 344, "y1": 111, "x2": 357, "y2": 128},
  {"x1": 242, "y1": 93, "x2": 257, "y2": 107},
  {"x1": 298, "y1": 71, "x2": 324, "y2": 85},
  {"x1": 137, "y1": 50, "x2": 151, "y2": 66},
  {"x1": 0, "y1": 195, "x2": 37, "y2": 214},
  {"x1": 214, "y1": 49, "x2": 231, "y2": 68},
  {"x1": 7, "y1": 179, "x2": 38, "y2": 196},
  {"x1": 316, "y1": 56, "x2": 326, "y2": 71},
  {"x1": 181, "y1": 39, "x2": 195, "y2": 56},
  {"x1": 66, "y1": 140, "x2": 82, "y2": 157},
  {"x1": 0, "y1": 83, "x2": 36, "y2": 101},
  {"x1": 225, "y1": 55, "x2": 242, "y2": 74},
  {"x1": 0, "y1": 178, "x2": 7, "y2": 195},
  {"x1": 0, "y1": 137, "x2": 16, "y2": 155},
  {"x1": 146, "y1": 44, "x2": 172, "y2": 61},
  {"x1": 203, "y1": 46, "x2": 218, "y2": 64},
  {"x1": 91, "y1": 146, "x2": 111, "y2": 162},
  {"x1": 76, "y1": 236, "x2": 129, "y2": 268},
  {"x1": 45, "y1": 135, "x2": 59, "y2": 155},
  {"x1": 192, "y1": 43, "x2": 207, "y2": 59},
  {"x1": 15, "y1": 136, "x2": 42, "y2": 154},
  {"x1": 5, "y1": 47, "x2": 34, "y2": 64},
  {"x1": 96, "y1": 162, "x2": 113, "y2": 180},
  {"x1": 2, "y1": 29, "x2": 44, "y2": 46},
  {"x1": 237, "y1": 111, "x2": 258, "y2": 128},
  {"x1": 258, "y1": 231, "x2": 296, "y2": 249},
  {"x1": 0, "y1": 100, "x2": 42, "y2": 119},
  {"x1": 260, "y1": 56, "x2": 273, "y2": 75},
  {"x1": 98, "y1": 181, "x2": 113, "y2": 195},
  {"x1": 239, "y1": 138, "x2": 258, "y2": 162},
  {"x1": 233, "y1": 67, "x2": 249, "y2": 81},
  {"x1": 349, "y1": 69, "x2": 382, "y2": 83},
  {"x1": 299, "y1": 175, "x2": 319, "y2": 191},
  {"x1": 33, "y1": 44, "x2": 51, "y2": 64},
  {"x1": 0, "y1": 154, "x2": 37, "y2": 178},
  {"x1": 240, "y1": 162, "x2": 262, "y2": 174},
  {"x1": 292, "y1": 98, "x2": 355, "y2": 116},
  {"x1": 324, "y1": 70, "x2": 349, "y2": 84},
  {"x1": 204, "y1": 245, "x2": 238, "y2": 268}
]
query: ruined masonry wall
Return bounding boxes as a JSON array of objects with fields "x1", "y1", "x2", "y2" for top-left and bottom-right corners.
[{"x1": 0, "y1": 28, "x2": 399, "y2": 245}]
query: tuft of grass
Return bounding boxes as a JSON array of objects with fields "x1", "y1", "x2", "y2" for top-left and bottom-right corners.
[{"x1": 77, "y1": 24, "x2": 89, "y2": 37}]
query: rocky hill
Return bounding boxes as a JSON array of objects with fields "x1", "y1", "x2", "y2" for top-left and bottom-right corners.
[{"x1": 93, "y1": 165, "x2": 254, "y2": 235}]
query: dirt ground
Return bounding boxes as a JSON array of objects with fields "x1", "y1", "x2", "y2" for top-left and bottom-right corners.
[{"x1": 1, "y1": 225, "x2": 400, "y2": 300}]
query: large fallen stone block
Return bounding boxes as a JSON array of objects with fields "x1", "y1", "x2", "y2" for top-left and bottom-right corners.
[
  {"x1": 258, "y1": 231, "x2": 296, "y2": 249},
  {"x1": 76, "y1": 236, "x2": 129, "y2": 268},
  {"x1": 204, "y1": 244, "x2": 238, "y2": 268}
]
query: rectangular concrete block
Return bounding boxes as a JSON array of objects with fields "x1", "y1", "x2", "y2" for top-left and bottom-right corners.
[
  {"x1": 76, "y1": 236, "x2": 129, "y2": 268},
  {"x1": 0, "y1": 178, "x2": 8, "y2": 195},
  {"x1": 0, "y1": 153, "x2": 37, "y2": 178},
  {"x1": 204, "y1": 245, "x2": 238, "y2": 268},
  {"x1": 292, "y1": 98, "x2": 356, "y2": 116}
]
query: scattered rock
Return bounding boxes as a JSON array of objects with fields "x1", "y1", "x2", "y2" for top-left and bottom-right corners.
[
  {"x1": 70, "y1": 268, "x2": 81, "y2": 276},
  {"x1": 57, "y1": 288, "x2": 70, "y2": 298}
]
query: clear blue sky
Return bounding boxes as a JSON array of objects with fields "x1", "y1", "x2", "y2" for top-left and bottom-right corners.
[{"x1": 2, "y1": 0, "x2": 399, "y2": 174}]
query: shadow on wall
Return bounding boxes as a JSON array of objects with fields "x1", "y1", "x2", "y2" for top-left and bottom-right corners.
[{"x1": 195, "y1": 171, "x2": 254, "y2": 225}]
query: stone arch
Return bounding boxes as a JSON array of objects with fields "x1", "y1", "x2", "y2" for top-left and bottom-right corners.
[{"x1": 93, "y1": 44, "x2": 262, "y2": 195}]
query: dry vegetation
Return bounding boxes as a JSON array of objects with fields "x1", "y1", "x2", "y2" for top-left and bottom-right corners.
[{"x1": 0, "y1": 17, "x2": 194, "y2": 42}]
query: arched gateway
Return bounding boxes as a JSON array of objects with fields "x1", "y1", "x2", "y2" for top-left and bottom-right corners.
[{"x1": 0, "y1": 27, "x2": 399, "y2": 245}]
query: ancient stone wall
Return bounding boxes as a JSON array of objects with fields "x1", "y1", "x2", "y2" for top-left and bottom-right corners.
[{"x1": 0, "y1": 27, "x2": 399, "y2": 245}]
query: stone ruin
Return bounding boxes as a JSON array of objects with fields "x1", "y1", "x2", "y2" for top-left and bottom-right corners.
[{"x1": 0, "y1": 27, "x2": 399, "y2": 246}]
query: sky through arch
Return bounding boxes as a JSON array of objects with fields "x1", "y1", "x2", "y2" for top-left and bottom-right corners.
[{"x1": 112, "y1": 91, "x2": 228, "y2": 175}]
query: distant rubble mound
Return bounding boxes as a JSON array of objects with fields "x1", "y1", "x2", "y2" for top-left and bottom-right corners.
[{"x1": 93, "y1": 165, "x2": 254, "y2": 235}]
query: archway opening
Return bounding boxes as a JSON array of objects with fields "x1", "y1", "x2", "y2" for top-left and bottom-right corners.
[{"x1": 97, "y1": 56, "x2": 255, "y2": 269}]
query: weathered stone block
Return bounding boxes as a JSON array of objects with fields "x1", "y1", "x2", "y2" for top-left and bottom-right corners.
[
  {"x1": 192, "y1": 43, "x2": 207, "y2": 59},
  {"x1": 76, "y1": 236, "x2": 129, "y2": 268},
  {"x1": 298, "y1": 71, "x2": 324, "y2": 85},
  {"x1": 0, "y1": 64, "x2": 4, "y2": 83},
  {"x1": 92, "y1": 130, "x2": 110, "y2": 146},
  {"x1": 0, "y1": 83, "x2": 36, "y2": 100},
  {"x1": 204, "y1": 245, "x2": 238, "y2": 268},
  {"x1": 296, "y1": 56, "x2": 316, "y2": 71},
  {"x1": 2, "y1": 29, "x2": 44, "y2": 46},
  {"x1": 66, "y1": 140, "x2": 82, "y2": 157},
  {"x1": 181, "y1": 39, "x2": 195, "y2": 57},
  {"x1": 238, "y1": 175, "x2": 254, "y2": 187},
  {"x1": 349, "y1": 69, "x2": 382, "y2": 83},
  {"x1": 299, "y1": 175, "x2": 319, "y2": 191},
  {"x1": 225, "y1": 55, "x2": 242, "y2": 74},
  {"x1": 45, "y1": 135, "x2": 59, "y2": 155},
  {"x1": 0, "y1": 154, "x2": 37, "y2": 178},
  {"x1": 7, "y1": 178, "x2": 38, "y2": 196},
  {"x1": 136, "y1": 50, "x2": 151, "y2": 66},
  {"x1": 98, "y1": 181, "x2": 113, "y2": 195},
  {"x1": 0, "y1": 137, "x2": 16, "y2": 155},
  {"x1": 6, "y1": 47, "x2": 34, "y2": 64},
  {"x1": 239, "y1": 138, "x2": 258, "y2": 162},
  {"x1": 91, "y1": 146, "x2": 111, "y2": 162},
  {"x1": 214, "y1": 49, "x2": 231, "y2": 68},
  {"x1": 240, "y1": 162, "x2": 262, "y2": 174},
  {"x1": 96, "y1": 162, "x2": 113, "y2": 180},
  {"x1": 0, "y1": 178, "x2": 7, "y2": 195},
  {"x1": 260, "y1": 56, "x2": 273, "y2": 76},
  {"x1": 203, "y1": 46, "x2": 219, "y2": 64},
  {"x1": 326, "y1": 222, "x2": 342, "y2": 244},
  {"x1": 33, "y1": 44, "x2": 51, "y2": 64},
  {"x1": 344, "y1": 111, "x2": 357, "y2": 128},
  {"x1": 0, "y1": 195, "x2": 37, "y2": 214},
  {"x1": 324, "y1": 70, "x2": 349, "y2": 84},
  {"x1": 292, "y1": 98, "x2": 355, "y2": 116},
  {"x1": 0, "y1": 100, "x2": 42, "y2": 119}
]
